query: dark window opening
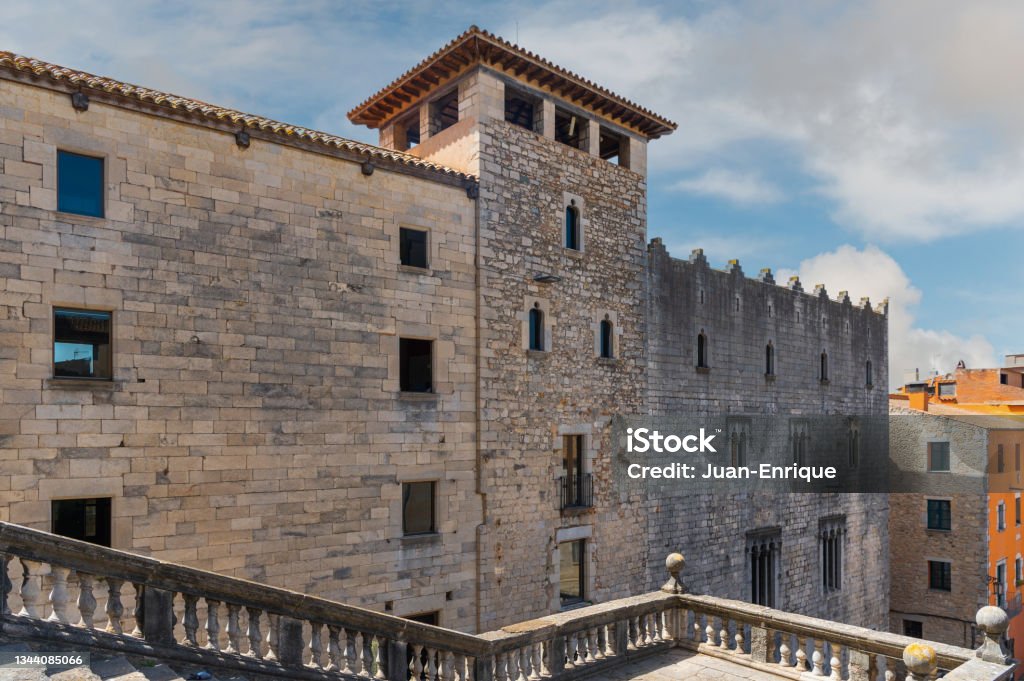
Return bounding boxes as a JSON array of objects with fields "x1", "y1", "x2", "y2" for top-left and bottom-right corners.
[
  {"x1": 405, "y1": 611, "x2": 439, "y2": 626},
  {"x1": 1016, "y1": 496, "x2": 1021, "y2": 525},
  {"x1": 730, "y1": 432, "x2": 747, "y2": 467},
  {"x1": 765, "y1": 344, "x2": 775, "y2": 375},
  {"x1": 399, "y1": 112, "x2": 421, "y2": 151},
  {"x1": 938, "y1": 381, "x2": 956, "y2": 397},
  {"x1": 599, "y1": 318, "x2": 614, "y2": 358},
  {"x1": 555, "y1": 108, "x2": 584, "y2": 149},
  {"x1": 928, "y1": 560, "x2": 951, "y2": 591},
  {"x1": 560, "y1": 435, "x2": 591, "y2": 509},
  {"x1": 927, "y1": 499, "x2": 951, "y2": 531},
  {"x1": 904, "y1": 621, "x2": 923, "y2": 638},
  {"x1": 792, "y1": 426, "x2": 808, "y2": 466},
  {"x1": 1002, "y1": 373, "x2": 1009, "y2": 385},
  {"x1": 399, "y1": 228, "x2": 428, "y2": 269},
  {"x1": 999, "y1": 445, "x2": 1005, "y2": 473},
  {"x1": 820, "y1": 352, "x2": 829, "y2": 382},
  {"x1": 565, "y1": 202, "x2": 581, "y2": 250},
  {"x1": 57, "y1": 150, "x2": 104, "y2": 218},
  {"x1": 559, "y1": 540, "x2": 585, "y2": 607},
  {"x1": 402, "y1": 481, "x2": 436, "y2": 535},
  {"x1": 504, "y1": 88, "x2": 538, "y2": 131},
  {"x1": 429, "y1": 90, "x2": 459, "y2": 135},
  {"x1": 820, "y1": 519, "x2": 844, "y2": 592},
  {"x1": 848, "y1": 429, "x2": 860, "y2": 468},
  {"x1": 697, "y1": 332, "x2": 708, "y2": 369},
  {"x1": 748, "y1": 531, "x2": 779, "y2": 608},
  {"x1": 866, "y1": 360, "x2": 873, "y2": 386},
  {"x1": 399, "y1": 338, "x2": 433, "y2": 393},
  {"x1": 52, "y1": 498, "x2": 111, "y2": 547},
  {"x1": 599, "y1": 126, "x2": 627, "y2": 167},
  {"x1": 928, "y1": 442, "x2": 951, "y2": 472},
  {"x1": 528, "y1": 305, "x2": 545, "y2": 351},
  {"x1": 54, "y1": 308, "x2": 112, "y2": 380}
]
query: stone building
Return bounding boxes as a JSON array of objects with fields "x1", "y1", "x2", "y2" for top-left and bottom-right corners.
[{"x1": 0, "y1": 27, "x2": 888, "y2": 634}]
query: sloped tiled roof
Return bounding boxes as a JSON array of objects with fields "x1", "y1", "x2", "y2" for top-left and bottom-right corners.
[
  {"x1": 348, "y1": 26, "x2": 678, "y2": 139},
  {"x1": 0, "y1": 50, "x2": 475, "y2": 183}
]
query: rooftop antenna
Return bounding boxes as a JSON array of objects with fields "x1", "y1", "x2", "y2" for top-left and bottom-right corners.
[{"x1": 516, "y1": 21, "x2": 519, "y2": 43}]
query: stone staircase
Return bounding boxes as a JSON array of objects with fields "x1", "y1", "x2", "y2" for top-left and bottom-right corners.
[{"x1": 0, "y1": 642, "x2": 253, "y2": 681}]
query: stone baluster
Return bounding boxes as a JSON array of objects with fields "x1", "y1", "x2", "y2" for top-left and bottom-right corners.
[
  {"x1": 796, "y1": 637, "x2": 808, "y2": 671},
  {"x1": 778, "y1": 635, "x2": 791, "y2": 666},
  {"x1": 590, "y1": 628, "x2": 603, "y2": 660},
  {"x1": 518, "y1": 646, "x2": 531, "y2": 680},
  {"x1": 326, "y1": 626, "x2": 341, "y2": 672},
  {"x1": 0, "y1": 555, "x2": 11, "y2": 616},
  {"x1": 131, "y1": 583, "x2": 145, "y2": 637},
  {"x1": 719, "y1": 617, "x2": 729, "y2": 650},
  {"x1": 374, "y1": 635, "x2": 386, "y2": 680},
  {"x1": 340, "y1": 628, "x2": 354, "y2": 675},
  {"x1": 903, "y1": 643, "x2": 937, "y2": 681},
  {"x1": 531, "y1": 642, "x2": 544, "y2": 677},
  {"x1": 412, "y1": 645, "x2": 425, "y2": 681},
  {"x1": 455, "y1": 654, "x2": 468, "y2": 681},
  {"x1": 46, "y1": 565, "x2": 70, "y2": 623},
  {"x1": 205, "y1": 599, "x2": 221, "y2": 650},
  {"x1": 493, "y1": 652, "x2": 507, "y2": 681},
  {"x1": 661, "y1": 611, "x2": 672, "y2": 640},
  {"x1": 182, "y1": 594, "x2": 199, "y2": 646},
  {"x1": 566, "y1": 634, "x2": 578, "y2": 666},
  {"x1": 265, "y1": 613, "x2": 280, "y2": 661},
  {"x1": 830, "y1": 643, "x2": 843, "y2": 681},
  {"x1": 706, "y1": 617, "x2": 717, "y2": 646},
  {"x1": 579, "y1": 630, "x2": 592, "y2": 663},
  {"x1": 363, "y1": 632, "x2": 375, "y2": 678},
  {"x1": 693, "y1": 613, "x2": 703, "y2": 642},
  {"x1": 604, "y1": 624, "x2": 616, "y2": 656},
  {"x1": 442, "y1": 650, "x2": 455, "y2": 681},
  {"x1": 225, "y1": 604, "x2": 241, "y2": 654},
  {"x1": 734, "y1": 626, "x2": 744, "y2": 655},
  {"x1": 812, "y1": 639, "x2": 825, "y2": 676},
  {"x1": 77, "y1": 573, "x2": 96, "y2": 629},
  {"x1": 245, "y1": 607, "x2": 263, "y2": 658},
  {"x1": 307, "y1": 621, "x2": 323, "y2": 668},
  {"x1": 504, "y1": 648, "x2": 518, "y2": 681},
  {"x1": 105, "y1": 577, "x2": 125, "y2": 634},
  {"x1": 18, "y1": 559, "x2": 48, "y2": 619},
  {"x1": 350, "y1": 631, "x2": 363, "y2": 675}
]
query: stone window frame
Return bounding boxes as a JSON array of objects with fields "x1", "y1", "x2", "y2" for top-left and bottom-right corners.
[
  {"x1": 819, "y1": 515, "x2": 845, "y2": 595},
  {"x1": 562, "y1": 191, "x2": 586, "y2": 254},
  {"x1": 521, "y1": 298, "x2": 554, "y2": 355},
  {"x1": 927, "y1": 440, "x2": 952, "y2": 473},
  {"x1": 1016, "y1": 554, "x2": 1023, "y2": 585},
  {"x1": 49, "y1": 303, "x2": 117, "y2": 386},
  {"x1": 995, "y1": 558, "x2": 1008, "y2": 608},
  {"x1": 790, "y1": 419, "x2": 809, "y2": 466},
  {"x1": 924, "y1": 497, "x2": 952, "y2": 532},
  {"x1": 926, "y1": 558, "x2": 952, "y2": 592},
  {"x1": 553, "y1": 424, "x2": 597, "y2": 491},
  {"x1": 386, "y1": 217, "x2": 441, "y2": 275},
  {"x1": 902, "y1": 617, "x2": 924, "y2": 638},
  {"x1": 726, "y1": 417, "x2": 751, "y2": 467},
  {"x1": 696, "y1": 328, "x2": 710, "y2": 372},
  {"x1": 393, "y1": 469, "x2": 448, "y2": 547},
  {"x1": 746, "y1": 528, "x2": 782, "y2": 609},
  {"x1": 33, "y1": 128, "x2": 131, "y2": 223},
  {"x1": 384, "y1": 325, "x2": 452, "y2": 398},
  {"x1": 551, "y1": 524, "x2": 594, "y2": 612},
  {"x1": 37, "y1": 478, "x2": 126, "y2": 549},
  {"x1": 997, "y1": 501, "x2": 1007, "y2": 532},
  {"x1": 765, "y1": 341, "x2": 776, "y2": 378},
  {"x1": 593, "y1": 309, "x2": 621, "y2": 360}
]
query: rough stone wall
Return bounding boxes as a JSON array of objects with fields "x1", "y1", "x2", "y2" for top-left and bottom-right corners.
[
  {"x1": 0, "y1": 80, "x2": 481, "y2": 628},
  {"x1": 642, "y1": 242, "x2": 891, "y2": 628}
]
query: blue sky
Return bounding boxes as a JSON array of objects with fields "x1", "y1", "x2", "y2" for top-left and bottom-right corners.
[{"x1": 6, "y1": 0, "x2": 1023, "y2": 386}]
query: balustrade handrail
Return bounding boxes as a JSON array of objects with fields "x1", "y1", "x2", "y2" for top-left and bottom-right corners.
[
  {"x1": 0, "y1": 521, "x2": 489, "y2": 656},
  {"x1": 679, "y1": 593, "x2": 976, "y2": 669}
]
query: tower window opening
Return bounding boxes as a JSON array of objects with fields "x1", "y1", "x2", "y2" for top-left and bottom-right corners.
[
  {"x1": 555, "y1": 107, "x2": 584, "y2": 149},
  {"x1": 505, "y1": 87, "x2": 538, "y2": 131},
  {"x1": 599, "y1": 125, "x2": 627, "y2": 167},
  {"x1": 429, "y1": 89, "x2": 459, "y2": 135}
]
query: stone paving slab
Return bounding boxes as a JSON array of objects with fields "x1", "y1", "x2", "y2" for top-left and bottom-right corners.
[{"x1": 586, "y1": 650, "x2": 784, "y2": 681}]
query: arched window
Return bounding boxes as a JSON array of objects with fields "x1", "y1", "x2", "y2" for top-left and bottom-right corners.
[
  {"x1": 765, "y1": 343, "x2": 775, "y2": 376},
  {"x1": 599, "y1": 317, "x2": 614, "y2": 359},
  {"x1": 565, "y1": 202, "x2": 580, "y2": 250},
  {"x1": 697, "y1": 332, "x2": 708, "y2": 369},
  {"x1": 866, "y1": 360, "x2": 873, "y2": 386},
  {"x1": 529, "y1": 304, "x2": 544, "y2": 351},
  {"x1": 820, "y1": 352, "x2": 829, "y2": 382}
]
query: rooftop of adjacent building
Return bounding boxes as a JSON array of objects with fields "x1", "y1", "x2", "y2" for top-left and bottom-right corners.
[{"x1": 892, "y1": 356, "x2": 1024, "y2": 414}]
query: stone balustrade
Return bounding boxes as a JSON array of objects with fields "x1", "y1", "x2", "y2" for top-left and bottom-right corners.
[{"x1": 0, "y1": 523, "x2": 1015, "y2": 681}]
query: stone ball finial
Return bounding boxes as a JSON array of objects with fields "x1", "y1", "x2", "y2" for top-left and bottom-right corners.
[
  {"x1": 661, "y1": 552, "x2": 686, "y2": 594},
  {"x1": 903, "y1": 643, "x2": 937, "y2": 680},
  {"x1": 977, "y1": 605, "x2": 1008, "y2": 634}
]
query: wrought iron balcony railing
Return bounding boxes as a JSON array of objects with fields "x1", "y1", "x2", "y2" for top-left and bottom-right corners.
[{"x1": 558, "y1": 473, "x2": 593, "y2": 510}]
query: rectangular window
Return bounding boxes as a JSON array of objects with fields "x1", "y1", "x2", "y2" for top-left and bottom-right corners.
[
  {"x1": 405, "y1": 611, "x2": 439, "y2": 626},
  {"x1": 1016, "y1": 557, "x2": 1022, "y2": 584},
  {"x1": 52, "y1": 498, "x2": 111, "y2": 547},
  {"x1": 748, "y1": 530, "x2": 780, "y2": 607},
  {"x1": 598, "y1": 126, "x2": 627, "y2": 167},
  {"x1": 820, "y1": 517, "x2": 844, "y2": 593},
  {"x1": 559, "y1": 539, "x2": 585, "y2": 607},
  {"x1": 399, "y1": 228, "x2": 429, "y2": 269},
  {"x1": 1017, "y1": 497, "x2": 1021, "y2": 526},
  {"x1": 938, "y1": 382, "x2": 956, "y2": 397},
  {"x1": 57, "y1": 150, "x2": 104, "y2": 217},
  {"x1": 928, "y1": 442, "x2": 950, "y2": 472},
  {"x1": 53, "y1": 308, "x2": 112, "y2": 380},
  {"x1": 998, "y1": 445, "x2": 1005, "y2": 473},
  {"x1": 998, "y1": 502, "x2": 1006, "y2": 531},
  {"x1": 927, "y1": 499, "x2": 951, "y2": 531},
  {"x1": 429, "y1": 90, "x2": 458, "y2": 135},
  {"x1": 928, "y1": 560, "x2": 952, "y2": 591},
  {"x1": 996, "y1": 561, "x2": 1007, "y2": 608},
  {"x1": 401, "y1": 481, "x2": 435, "y2": 536},
  {"x1": 560, "y1": 435, "x2": 591, "y2": 509},
  {"x1": 399, "y1": 338, "x2": 433, "y2": 393},
  {"x1": 1017, "y1": 444, "x2": 1021, "y2": 472},
  {"x1": 903, "y1": 620, "x2": 923, "y2": 638}
]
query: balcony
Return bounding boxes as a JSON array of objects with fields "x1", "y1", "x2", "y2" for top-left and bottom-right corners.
[
  {"x1": 558, "y1": 473, "x2": 593, "y2": 511},
  {"x1": 0, "y1": 522, "x2": 1016, "y2": 681}
]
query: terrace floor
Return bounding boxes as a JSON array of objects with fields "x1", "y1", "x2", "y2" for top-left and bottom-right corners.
[{"x1": 590, "y1": 649, "x2": 783, "y2": 681}]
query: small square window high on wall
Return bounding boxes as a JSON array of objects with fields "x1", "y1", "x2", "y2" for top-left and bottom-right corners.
[
  {"x1": 53, "y1": 308, "x2": 112, "y2": 380},
  {"x1": 57, "y1": 150, "x2": 104, "y2": 218},
  {"x1": 399, "y1": 228, "x2": 428, "y2": 269}
]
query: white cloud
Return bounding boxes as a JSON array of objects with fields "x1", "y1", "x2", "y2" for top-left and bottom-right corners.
[
  {"x1": 777, "y1": 245, "x2": 996, "y2": 387},
  {"x1": 671, "y1": 169, "x2": 783, "y2": 205}
]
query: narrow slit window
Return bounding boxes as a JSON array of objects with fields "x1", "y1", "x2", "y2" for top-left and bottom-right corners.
[
  {"x1": 528, "y1": 305, "x2": 545, "y2": 351},
  {"x1": 866, "y1": 360, "x2": 873, "y2": 386},
  {"x1": 565, "y1": 202, "x2": 581, "y2": 250},
  {"x1": 559, "y1": 540, "x2": 586, "y2": 607},
  {"x1": 599, "y1": 317, "x2": 613, "y2": 358},
  {"x1": 820, "y1": 352, "x2": 829, "y2": 382},
  {"x1": 697, "y1": 332, "x2": 708, "y2": 369},
  {"x1": 765, "y1": 343, "x2": 775, "y2": 375}
]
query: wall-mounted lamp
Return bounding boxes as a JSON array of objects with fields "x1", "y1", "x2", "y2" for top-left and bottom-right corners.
[
  {"x1": 533, "y1": 273, "x2": 562, "y2": 284},
  {"x1": 361, "y1": 160, "x2": 375, "y2": 176},
  {"x1": 71, "y1": 91, "x2": 89, "y2": 112},
  {"x1": 235, "y1": 129, "x2": 251, "y2": 149}
]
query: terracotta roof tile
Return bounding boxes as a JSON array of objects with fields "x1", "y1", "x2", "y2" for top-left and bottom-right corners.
[{"x1": 0, "y1": 50, "x2": 475, "y2": 183}]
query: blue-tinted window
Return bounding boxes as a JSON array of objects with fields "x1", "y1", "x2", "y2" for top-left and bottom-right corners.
[
  {"x1": 54, "y1": 308, "x2": 112, "y2": 379},
  {"x1": 57, "y1": 151, "x2": 104, "y2": 217}
]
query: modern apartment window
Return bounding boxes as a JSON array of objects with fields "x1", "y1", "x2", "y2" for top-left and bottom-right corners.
[
  {"x1": 765, "y1": 343, "x2": 775, "y2": 376},
  {"x1": 57, "y1": 150, "x2": 104, "y2": 217},
  {"x1": 928, "y1": 560, "x2": 951, "y2": 591},
  {"x1": 820, "y1": 519, "x2": 844, "y2": 593},
  {"x1": 53, "y1": 308, "x2": 112, "y2": 380},
  {"x1": 52, "y1": 498, "x2": 111, "y2": 547},
  {"x1": 998, "y1": 502, "x2": 1006, "y2": 531},
  {"x1": 399, "y1": 228, "x2": 428, "y2": 269},
  {"x1": 697, "y1": 332, "x2": 709, "y2": 369},
  {"x1": 559, "y1": 540, "x2": 586, "y2": 607},
  {"x1": 748, "y1": 531, "x2": 780, "y2": 608},
  {"x1": 402, "y1": 481, "x2": 436, "y2": 536},
  {"x1": 528, "y1": 305, "x2": 545, "y2": 351},
  {"x1": 820, "y1": 352, "x2": 829, "y2": 382},
  {"x1": 599, "y1": 318, "x2": 614, "y2": 359},
  {"x1": 866, "y1": 360, "x2": 873, "y2": 386},
  {"x1": 928, "y1": 442, "x2": 951, "y2": 472},
  {"x1": 565, "y1": 201, "x2": 581, "y2": 250},
  {"x1": 399, "y1": 338, "x2": 433, "y2": 393},
  {"x1": 561, "y1": 435, "x2": 590, "y2": 509},
  {"x1": 927, "y1": 499, "x2": 951, "y2": 531},
  {"x1": 998, "y1": 445, "x2": 1005, "y2": 473},
  {"x1": 903, "y1": 620, "x2": 923, "y2": 638}
]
